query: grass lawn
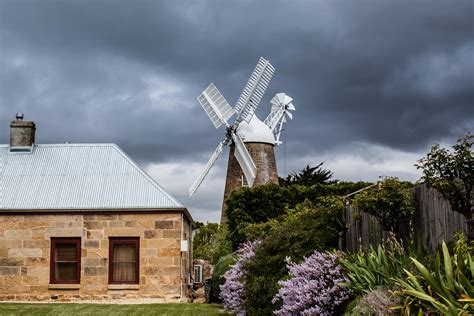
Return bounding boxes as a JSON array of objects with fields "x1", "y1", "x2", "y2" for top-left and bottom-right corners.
[{"x1": 0, "y1": 303, "x2": 229, "y2": 316}]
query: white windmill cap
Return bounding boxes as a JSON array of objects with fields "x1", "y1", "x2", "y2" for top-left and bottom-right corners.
[{"x1": 237, "y1": 115, "x2": 275, "y2": 145}]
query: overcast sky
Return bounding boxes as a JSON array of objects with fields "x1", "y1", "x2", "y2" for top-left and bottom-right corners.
[{"x1": 1, "y1": 0, "x2": 473, "y2": 222}]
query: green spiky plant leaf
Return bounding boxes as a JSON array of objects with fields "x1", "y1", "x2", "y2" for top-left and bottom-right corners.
[{"x1": 394, "y1": 241, "x2": 474, "y2": 315}]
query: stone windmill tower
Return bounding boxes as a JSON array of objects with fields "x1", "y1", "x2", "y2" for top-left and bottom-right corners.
[{"x1": 189, "y1": 58, "x2": 295, "y2": 223}]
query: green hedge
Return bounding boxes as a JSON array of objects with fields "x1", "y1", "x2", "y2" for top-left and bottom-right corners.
[{"x1": 226, "y1": 182, "x2": 370, "y2": 249}]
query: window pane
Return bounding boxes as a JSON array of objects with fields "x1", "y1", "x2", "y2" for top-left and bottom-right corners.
[
  {"x1": 55, "y1": 244, "x2": 77, "y2": 261},
  {"x1": 113, "y1": 263, "x2": 136, "y2": 282},
  {"x1": 113, "y1": 244, "x2": 136, "y2": 262},
  {"x1": 55, "y1": 262, "x2": 77, "y2": 281}
]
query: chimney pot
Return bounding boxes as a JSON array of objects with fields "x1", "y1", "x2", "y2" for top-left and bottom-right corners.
[{"x1": 10, "y1": 114, "x2": 36, "y2": 147}]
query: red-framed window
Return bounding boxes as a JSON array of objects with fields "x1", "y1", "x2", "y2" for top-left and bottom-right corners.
[
  {"x1": 50, "y1": 237, "x2": 81, "y2": 284},
  {"x1": 109, "y1": 237, "x2": 140, "y2": 284}
]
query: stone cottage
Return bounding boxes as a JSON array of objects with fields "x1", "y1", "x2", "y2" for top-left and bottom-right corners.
[{"x1": 0, "y1": 114, "x2": 193, "y2": 301}]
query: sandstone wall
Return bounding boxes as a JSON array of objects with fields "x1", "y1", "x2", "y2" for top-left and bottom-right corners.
[{"x1": 0, "y1": 212, "x2": 192, "y2": 301}]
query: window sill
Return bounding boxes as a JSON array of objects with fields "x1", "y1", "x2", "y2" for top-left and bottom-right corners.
[
  {"x1": 108, "y1": 284, "x2": 140, "y2": 290},
  {"x1": 49, "y1": 284, "x2": 80, "y2": 290}
]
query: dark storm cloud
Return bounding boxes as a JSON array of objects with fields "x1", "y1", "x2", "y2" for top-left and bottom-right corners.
[{"x1": 1, "y1": 0, "x2": 473, "y2": 165}]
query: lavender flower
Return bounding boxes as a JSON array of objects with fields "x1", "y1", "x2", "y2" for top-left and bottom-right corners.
[
  {"x1": 273, "y1": 251, "x2": 351, "y2": 316},
  {"x1": 220, "y1": 241, "x2": 260, "y2": 316}
]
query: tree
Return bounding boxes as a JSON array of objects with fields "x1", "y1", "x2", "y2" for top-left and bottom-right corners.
[
  {"x1": 193, "y1": 223, "x2": 232, "y2": 265},
  {"x1": 416, "y1": 133, "x2": 473, "y2": 240},
  {"x1": 353, "y1": 177, "x2": 415, "y2": 234},
  {"x1": 279, "y1": 162, "x2": 335, "y2": 186}
]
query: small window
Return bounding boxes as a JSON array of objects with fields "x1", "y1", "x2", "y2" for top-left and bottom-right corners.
[
  {"x1": 194, "y1": 264, "x2": 203, "y2": 283},
  {"x1": 109, "y1": 237, "x2": 139, "y2": 284},
  {"x1": 241, "y1": 175, "x2": 249, "y2": 187},
  {"x1": 50, "y1": 238, "x2": 81, "y2": 284}
]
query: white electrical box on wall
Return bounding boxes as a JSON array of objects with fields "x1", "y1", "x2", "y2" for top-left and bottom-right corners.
[{"x1": 180, "y1": 240, "x2": 188, "y2": 252}]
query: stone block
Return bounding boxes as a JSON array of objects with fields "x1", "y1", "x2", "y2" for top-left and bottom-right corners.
[
  {"x1": 44, "y1": 227, "x2": 83, "y2": 238},
  {"x1": 1, "y1": 276, "x2": 28, "y2": 294},
  {"x1": 155, "y1": 221, "x2": 173, "y2": 229},
  {"x1": 105, "y1": 227, "x2": 143, "y2": 236},
  {"x1": 0, "y1": 258, "x2": 23, "y2": 266},
  {"x1": 144, "y1": 230, "x2": 159, "y2": 239},
  {"x1": 85, "y1": 248, "x2": 108, "y2": 258},
  {"x1": 108, "y1": 221, "x2": 123, "y2": 228},
  {"x1": 158, "y1": 248, "x2": 180, "y2": 257},
  {"x1": 84, "y1": 221, "x2": 105, "y2": 230},
  {"x1": 83, "y1": 215, "x2": 96, "y2": 220},
  {"x1": 23, "y1": 239, "x2": 49, "y2": 248},
  {"x1": 142, "y1": 266, "x2": 179, "y2": 276},
  {"x1": 84, "y1": 240, "x2": 100, "y2": 248},
  {"x1": 144, "y1": 248, "x2": 157, "y2": 257},
  {"x1": 86, "y1": 230, "x2": 104, "y2": 240},
  {"x1": 83, "y1": 258, "x2": 101, "y2": 267},
  {"x1": 84, "y1": 267, "x2": 107, "y2": 276},
  {"x1": 8, "y1": 248, "x2": 42, "y2": 258},
  {"x1": 26, "y1": 266, "x2": 48, "y2": 278},
  {"x1": 125, "y1": 220, "x2": 137, "y2": 227},
  {"x1": 25, "y1": 257, "x2": 48, "y2": 266},
  {"x1": 135, "y1": 220, "x2": 155, "y2": 230},
  {"x1": 162, "y1": 229, "x2": 181, "y2": 238},
  {"x1": 150, "y1": 214, "x2": 180, "y2": 221},
  {"x1": 1, "y1": 216, "x2": 25, "y2": 222},
  {"x1": 147, "y1": 238, "x2": 178, "y2": 249},
  {"x1": 148, "y1": 257, "x2": 175, "y2": 266},
  {"x1": 0, "y1": 267, "x2": 20, "y2": 275},
  {"x1": 5, "y1": 230, "x2": 32, "y2": 240},
  {"x1": 96, "y1": 215, "x2": 117, "y2": 220}
]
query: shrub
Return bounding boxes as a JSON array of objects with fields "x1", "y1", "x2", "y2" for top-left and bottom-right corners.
[
  {"x1": 272, "y1": 251, "x2": 351, "y2": 316},
  {"x1": 193, "y1": 223, "x2": 232, "y2": 265},
  {"x1": 348, "y1": 287, "x2": 400, "y2": 315},
  {"x1": 226, "y1": 182, "x2": 370, "y2": 249},
  {"x1": 339, "y1": 237, "x2": 411, "y2": 295},
  {"x1": 220, "y1": 241, "x2": 259, "y2": 315},
  {"x1": 394, "y1": 241, "x2": 474, "y2": 314},
  {"x1": 243, "y1": 197, "x2": 344, "y2": 315},
  {"x1": 353, "y1": 177, "x2": 415, "y2": 234},
  {"x1": 210, "y1": 253, "x2": 236, "y2": 303}
]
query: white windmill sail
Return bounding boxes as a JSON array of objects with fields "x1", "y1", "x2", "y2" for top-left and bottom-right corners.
[
  {"x1": 234, "y1": 57, "x2": 275, "y2": 124},
  {"x1": 231, "y1": 132, "x2": 257, "y2": 187},
  {"x1": 189, "y1": 141, "x2": 225, "y2": 197},
  {"x1": 264, "y1": 93, "x2": 295, "y2": 145},
  {"x1": 197, "y1": 83, "x2": 235, "y2": 129},
  {"x1": 189, "y1": 57, "x2": 276, "y2": 197}
]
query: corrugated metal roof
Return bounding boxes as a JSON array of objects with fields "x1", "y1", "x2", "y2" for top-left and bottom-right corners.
[{"x1": 0, "y1": 143, "x2": 184, "y2": 210}]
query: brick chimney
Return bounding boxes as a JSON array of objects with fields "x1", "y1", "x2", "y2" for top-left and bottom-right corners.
[{"x1": 10, "y1": 113, "x2": 36, "y2": 147}]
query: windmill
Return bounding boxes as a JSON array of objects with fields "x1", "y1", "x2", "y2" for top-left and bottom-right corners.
[
  {"x1": 264, "y1": 93, "x2": 296, "y2": 145},
  {"x1": 189, "y1": 57, "x2": 295, "y2": 223}
]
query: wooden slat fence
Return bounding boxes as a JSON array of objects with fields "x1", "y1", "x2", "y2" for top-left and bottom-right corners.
[{"x1": 344, "y1": 184, "x2": 468, "y2": 252}]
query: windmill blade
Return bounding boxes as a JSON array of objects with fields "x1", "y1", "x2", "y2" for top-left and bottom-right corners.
[
  {"x1": 189, "y1": 141, "x2": 225, "y2": 197},
  {"x1": 231, "y1": 132, "x2": 257, "y2": 187},
  {"x1": 197, "y1": 83, "x2": 235, "y2": 129},
  {"x1": 264, "y1": 93, "x2": 295, "y2": 144},
  {"x1": 234, "y1": 57, "x2": 276, "y2": 124}
]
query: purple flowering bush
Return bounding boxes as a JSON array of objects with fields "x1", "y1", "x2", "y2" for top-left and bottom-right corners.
[
  {"x1": 220, "y1": 241, "x2": 259, "y2": 315},
  {"x1": 273, "y1": 251, "x2": 351, "y2": 316}
]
